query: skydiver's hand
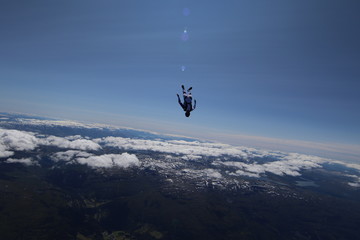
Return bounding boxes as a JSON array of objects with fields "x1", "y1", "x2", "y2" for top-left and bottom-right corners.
[{"x1": 177, "y1": 94, "x2": 180, "y2": 97}]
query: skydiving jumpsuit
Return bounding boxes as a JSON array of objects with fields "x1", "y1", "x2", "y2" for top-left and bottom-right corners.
[{"x1": 178, "y1": 87, "x2": 196, "y2": 112}]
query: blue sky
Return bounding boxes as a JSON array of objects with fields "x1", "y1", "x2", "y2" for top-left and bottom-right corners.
[{"x1": 1, "y1": 0, "x2": 359, "y2": 159}]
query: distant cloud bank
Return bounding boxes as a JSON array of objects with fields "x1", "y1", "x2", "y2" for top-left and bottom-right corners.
[{"x1": 1, "y1": 117, "x2": 360, "y2": 188}]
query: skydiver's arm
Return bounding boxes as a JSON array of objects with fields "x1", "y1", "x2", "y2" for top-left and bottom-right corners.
[
  {"x1": 193, "y1": 99, "x2": 196, "y2": 110},
  {"x1": 177, "y1": 94, "x2": 185, "y2": 108}
]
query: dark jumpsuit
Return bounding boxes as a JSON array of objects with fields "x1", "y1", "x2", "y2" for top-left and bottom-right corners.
[{"x1": 178, "y1": 89, "x2": 196, "y2": 112}]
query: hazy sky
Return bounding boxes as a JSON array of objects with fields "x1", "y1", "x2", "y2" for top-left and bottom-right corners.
[{"x1": 1, "y1": 0, "x2": 359, "y2": 157}]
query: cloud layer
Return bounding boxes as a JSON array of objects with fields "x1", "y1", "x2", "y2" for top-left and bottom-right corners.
[
  {"x1": 1, "y1": 117, "x2": 360, "y2": 189},
  {"x1": 0, "y1": 128, "x2": 101, "y2": 158},
  {"x1": 96, "y1": 136, "x2": 252, "y2": 159}
]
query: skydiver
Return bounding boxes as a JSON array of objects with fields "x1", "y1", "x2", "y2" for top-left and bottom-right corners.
[{"x1": 177, "y1": 85, "x2": 196, "y2": 117}]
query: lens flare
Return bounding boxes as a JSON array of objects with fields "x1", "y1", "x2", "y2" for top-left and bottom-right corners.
[
  {"x1": 181, "y1": 28, "x2": 189, "y2": 41},
  {"x1": 182, "y1": 8, "x2": 190, "y2": 16}
]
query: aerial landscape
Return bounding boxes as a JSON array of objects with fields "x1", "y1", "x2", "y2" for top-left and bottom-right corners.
[
  {"x1": 1, "y1": 113, "x2": 359, "y2": 239},
  {"x1": 1, "y1": 1, "x2": 360, "y2": 239}
]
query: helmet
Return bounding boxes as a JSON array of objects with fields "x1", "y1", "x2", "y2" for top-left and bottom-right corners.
[{"x1": 185, "y1": 111, "x2": 190, "y2": 117}]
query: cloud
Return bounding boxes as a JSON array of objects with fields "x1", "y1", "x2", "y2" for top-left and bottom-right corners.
[
  {"x1": 0, "y1": 129, "x2": 38, "y2": 151},
  {"x1": 214, "y1": 153, "x2": 323, "y2": 178},
  {"x1": 95, "y1": 136, "x2": 250, "y2": 159},
  {"x1": 0, "y1": 129, "x2": 38, "y2": 158},
  {"x1": 17, "y1": 118, "x2": 104, "y2": 129},
  {"x1": 264, "y1": 161, "x2": 302, "y2": 177},
  {"x1": 51, "y1": 150, "x2": 140, "y2": 169},
  {"x1": 43, "y1": 134, "x2": 356, "y2": 179},
  {"x1": 229, "y1": 170, "x2": 261, "y2": 178},
  {"x1": 5, "y1": 157, "x2": 37, "y2": 166},
  {"x1": 15, "y1": 118, "x2": 141, "y2": 133},
  {"x1": 65, "y1": 135, "x2": 86, "y2": 140},
  {"x1": 217, "y1": 161, "x2": 266, "y2": 177},
  {"x1": 181, "y1": 154, "x2": 202, "y2": 161},
  {"x1": 348, "y1": 182, "x2": 360, "y2": 187},
  {"x1": 76, "y1": 153, "x2": 140, "y2": 169},
  {"x1": 0, "y1": 128, "x2": 101, "y2": 158},
  {"x1": 51, "y1": 150, "x2": 93, "y2": 162},
  {"x1": 1, "y1": 117, "x2": 360, "y2": 186},
  {"x1": 0, "y1": 144, "x2": 13, "y2": 158},
  {"x1": 346, "y1": 175, "x2": 360, "y2": 188},
  {"x1": 203, "y1": 168, "x2": 222, "y2": 179},
  {"x1": 213, "y1": 132, "x2": 360, "y2": 163},
  {"x1": 180, "y1": 168, "x2": 222, "y2": 180},
  {"x1": 264, "y1": 153, "x2": 322, "y2": 176},
  {"x1": 41, "y1": 136, "x2": 101, "y2": 151},
  {"x1": 329, "y1": 160, "x2": 360, "y2": 172}
]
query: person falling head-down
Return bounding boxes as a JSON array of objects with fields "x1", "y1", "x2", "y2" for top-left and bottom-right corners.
[{"x1": 177, "y1": 85, "x2": 197, "y2": 117}]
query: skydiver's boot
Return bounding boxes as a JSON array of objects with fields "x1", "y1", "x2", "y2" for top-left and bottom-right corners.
[
  {"x1": 187, "y1": 87, "x2": 192, "y2": 91},
  {"x1": 182, "y1": 85, "x2": 185, "y2": 91}
]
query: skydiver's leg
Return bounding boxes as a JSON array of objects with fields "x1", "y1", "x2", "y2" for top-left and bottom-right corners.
[
  {"x1": 182, "y1": 86, "x2": 187, "y2": 100},
  {"x1": 187, "y1": 87, "x2": 192, "y2": 98},
  {"x1": 181, "y1": 85, "x2": 186, "y2": 96}
]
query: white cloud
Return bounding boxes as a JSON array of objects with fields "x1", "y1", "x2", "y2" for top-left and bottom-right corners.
[
  {"x1": 76, "y1": 153, "x2": 140, "y2": 169},
  {"x1": 65, "y1": 135, "x2": 84, "y2": 140},
  {"x1": 6, "y1": 157, "x2": 37, "y2": 166},
  {"x1": 41, "y1": 136, "x2": 101, "y2": 151},
  {"x1": 263, "y1": 154, "x2": 322, "y2": 177},
  {"x1": 0, "y1": 129, "x2": 38, "y2": 151},
  {"x1": 181, "y1": 155, "x2": 202, "y2": 161},
  {"x1": 15, "y1": 118, "x2": 143, "y2": 134},
  {"x1": 348, "y1": 182, "x2": 360, "y2": 187},
  {"x1": 52, "y1": 151, "x2": 140, "y2": 169},
  {"x1": 346, "y1": 174, "x2": 360, "y2": 188},
  {"x1": 2, "y1": 118, "x2": 360, "y2": 185},
  {"x1": 71, "y1": 135, "x2": 359, "y2": 179},
  {"x1": 180, "y1": 168, "x2": 222, "y2": 180},
  {"x1": 264, "y1": 161, "x2": 302, "y2": 177},
  {"x1": 217, "y1": 161, "x2": 264, "y2": 175},
  {"x1": 203, "y1": 168, "x2": 222, "y2": 179},
  {"x1": 208, "y1": 132, "x2": 360, "y2": 163},
  {"x1": 17, "y1": 119, "x2": 103, "y2": 129},
  {"x1": 215, "y1": 153, "x2": 323, "y2": 178},
  {"x1": 229, "y1": 170, "x2": 261, "y2": 178},
  {"x1": 0, "y1": 129, "x2": 38, "y2": 158},
  {"x1": 0, "y1": 129, "x2": 101, "y2": 158},
  {"x1": 95, "y1": 136, "x2": 250, "y2": 159},
  {"x1": 0, "y1": 144, "x2": 14, "y2": 158},
  {"x1": 51, "y1": 150, "x2": 92, "y2": 162},
  {"x1": 329, "y1": 160, "x2": 360, "y2": 172}
]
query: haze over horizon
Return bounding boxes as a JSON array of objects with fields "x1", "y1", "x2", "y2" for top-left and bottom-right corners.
[{"x1": 1, "y1": 1, "x2": 359, "y2": 162}]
